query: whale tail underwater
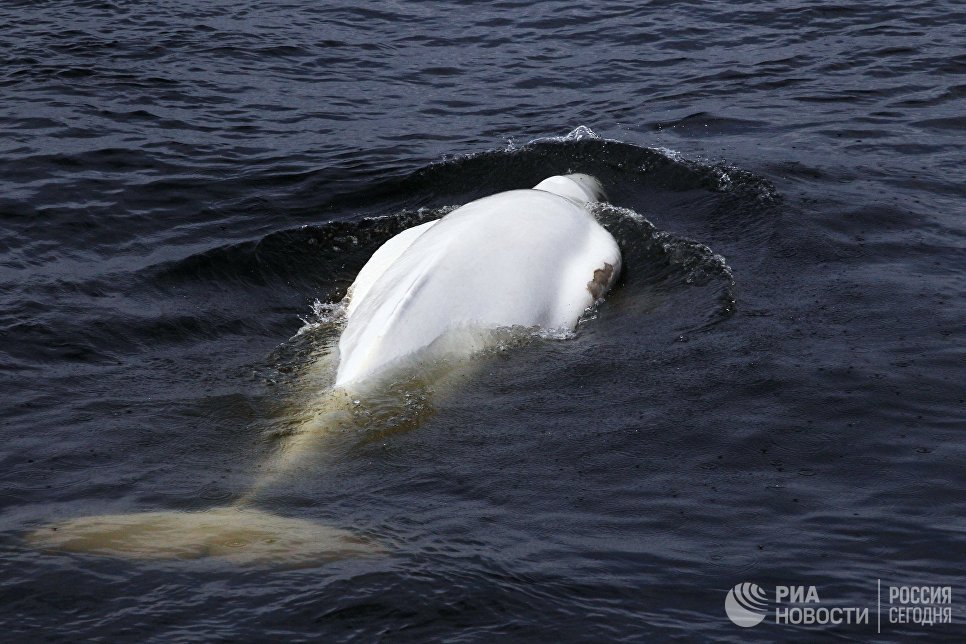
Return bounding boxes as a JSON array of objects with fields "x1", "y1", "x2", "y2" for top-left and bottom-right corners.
[{"x1": 27, "y1": 174, "x2": 622, "y2": 565}]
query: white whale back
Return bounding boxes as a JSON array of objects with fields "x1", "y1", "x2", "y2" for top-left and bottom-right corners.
[
  {"x1": 344, "y1": 219, "x2": 437, "y2": 318},
  {"x1": 533, "y1": 172, "x2": 606, "y2": 204},
  {"x1": 336, "y1": 174, "x2": 620, "y2": 388}
]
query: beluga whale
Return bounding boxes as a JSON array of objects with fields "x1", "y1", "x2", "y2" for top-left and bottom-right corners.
[
  {"x1": 336, "y1": 173, "x2": 621, "y2": 389},
  {"x1": 27, "y1": 173, "x2": 622, "y2": 565}
]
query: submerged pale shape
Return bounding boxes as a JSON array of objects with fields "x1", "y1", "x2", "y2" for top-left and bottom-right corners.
[
  {"x1": 336, "y1": 174, "x2": 621, "y2": 387},
  {"x1": 28, "y1": 508, "x2": 381, "y2": 566}
]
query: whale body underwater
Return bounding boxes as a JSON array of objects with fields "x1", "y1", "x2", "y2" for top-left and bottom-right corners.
[{"x1": 28, "y1": 174, "x2": 623, "y2": 564}]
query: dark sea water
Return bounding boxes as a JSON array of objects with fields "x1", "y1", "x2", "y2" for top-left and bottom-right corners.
[{"x1": 1, "y1": 0, "x2": 963, "y2": 641}]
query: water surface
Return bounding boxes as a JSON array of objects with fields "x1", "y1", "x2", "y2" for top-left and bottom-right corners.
[{"x1": 0, "y1": 0, "x2": 963, "y2": 640}]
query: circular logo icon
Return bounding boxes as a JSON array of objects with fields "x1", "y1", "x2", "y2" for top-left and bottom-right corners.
[{"x1": 725, "y1": 582, "x2": 769, "y2": 627}]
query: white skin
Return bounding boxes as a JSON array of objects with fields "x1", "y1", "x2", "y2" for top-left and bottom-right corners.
[{"x1": 337, "y1": 173, "x2": 621, "y2": 388}]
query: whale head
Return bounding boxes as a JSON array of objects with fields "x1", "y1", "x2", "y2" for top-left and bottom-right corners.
[{"x1": 532, "y1": 173, "x2": 606, "y2": 205}]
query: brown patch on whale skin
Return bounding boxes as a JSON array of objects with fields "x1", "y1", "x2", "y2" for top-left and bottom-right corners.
[{"x1": 587, "y1": 262, "x2": 615, "y2": 301}]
